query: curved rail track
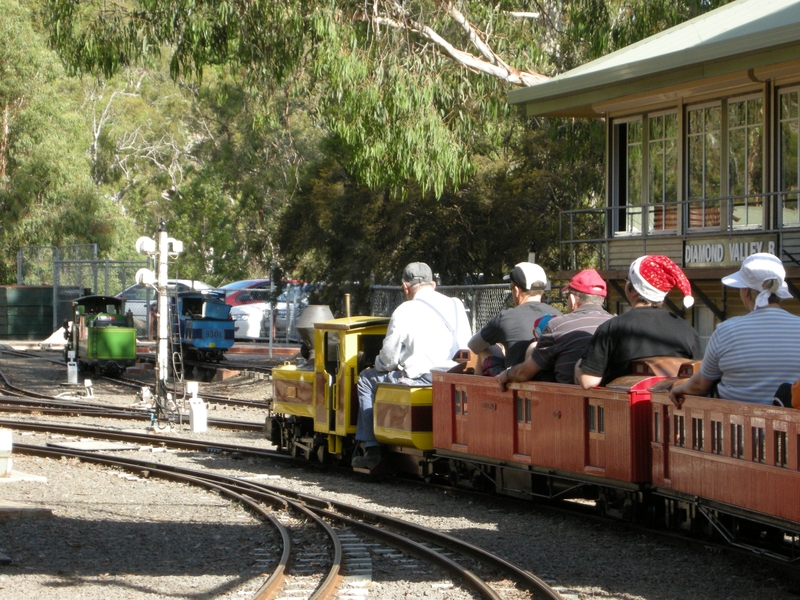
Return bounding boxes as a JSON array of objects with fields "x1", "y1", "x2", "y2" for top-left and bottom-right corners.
[{"x1": 11, "y1": 430, "x2": 563, "y2": 600}]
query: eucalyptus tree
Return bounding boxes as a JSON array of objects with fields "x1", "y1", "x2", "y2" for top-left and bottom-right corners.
[
  {"x1": 41, "y1": 0, "x2": 732, "y2": 291},
  {"x1": 44, "y1": 0, "x2": 558, "y2": 198},
  {"x1": 0, "y1": 0, "x2": 133, "y2": 283}
]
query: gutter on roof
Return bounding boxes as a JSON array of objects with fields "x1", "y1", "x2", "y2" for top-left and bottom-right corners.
[{"x1": 509, "y1": 42, "x2": 800, "y2": 118}]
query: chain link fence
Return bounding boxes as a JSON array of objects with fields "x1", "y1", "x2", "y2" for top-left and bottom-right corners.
[
  {"x1": 53, "y1": 258, "x2": 151, "y2": 335},
  {"x1": 370, "y1": 284, "x2": 564, "y2": 334}
]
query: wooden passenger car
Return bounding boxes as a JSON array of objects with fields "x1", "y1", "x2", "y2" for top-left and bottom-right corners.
[
  {"x1": 432, "y1": 373, "x2": 657, "y2": 485},
  {"x1": 649, "y1": 389, "x2": 800, "y2": 535}
]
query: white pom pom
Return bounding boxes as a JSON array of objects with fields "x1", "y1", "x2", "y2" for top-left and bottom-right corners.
[{"x1": 683, "y1": 296, "x2": 694, "y2": 308}]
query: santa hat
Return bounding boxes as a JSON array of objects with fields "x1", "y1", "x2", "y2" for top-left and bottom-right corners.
[{"x1": 629, "y1": 255, "x2": 694, "y2": 308}]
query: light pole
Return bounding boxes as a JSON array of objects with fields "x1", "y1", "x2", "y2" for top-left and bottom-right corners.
[{"x1": 135, "y1": 221, "x2": 184, "y2": 423}]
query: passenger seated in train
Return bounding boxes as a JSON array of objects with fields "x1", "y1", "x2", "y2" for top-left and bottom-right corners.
[
  {"x1": 669, "y1": 253, "x2": 800, "y2": 408},
  {"x1": 468, "y1": 262, "x2": 561, "y2": 376},
  {"x1": 575, "y1": 255, "x2": 701, "y2": 389},
  {"x1": 352, "y1": 262, "x2": 471, "y2": 470},
  {"x1": 497, "y1": 269, "x2": 612, "y2": 388}
]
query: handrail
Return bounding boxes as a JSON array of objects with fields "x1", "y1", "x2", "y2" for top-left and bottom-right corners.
[{"x1": 559, "y1": 190, "x2": 800, "y2": 270}]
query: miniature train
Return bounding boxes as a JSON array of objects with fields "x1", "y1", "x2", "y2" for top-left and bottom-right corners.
[
  {"x1": 267, "y1": 314, "x2": 800, "y2": 560},
  {"x1": 171, "y1": 290, "x2": 235, "y2": 362},
  {"x1": 63, "y1": 295, "x2": 137, "y2": 376}
]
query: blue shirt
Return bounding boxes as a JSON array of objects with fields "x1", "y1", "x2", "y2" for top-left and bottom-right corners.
[{"x1": 701, "y1": 308, "x2": 800, "y2": 404}]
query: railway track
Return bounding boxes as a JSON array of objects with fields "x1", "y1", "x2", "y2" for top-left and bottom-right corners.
[
  {"x1": 10, "y1": 430, "x2": 563, "y2": 600},
  {"x1": 0, "y1": 347, "x2": 274, "y2": 409}
]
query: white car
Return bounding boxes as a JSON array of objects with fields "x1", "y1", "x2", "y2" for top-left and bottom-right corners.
[
  {"x1": 231, "y1": 302, "x2": 270, "y2": 339},
  {"x1": 230, "y1": 287, "x2": 310, "y2": 341}
]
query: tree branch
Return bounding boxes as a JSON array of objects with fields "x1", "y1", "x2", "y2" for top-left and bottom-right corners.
[{"x1": 369, "y1": 3, "x2": 548, "y2": 87}]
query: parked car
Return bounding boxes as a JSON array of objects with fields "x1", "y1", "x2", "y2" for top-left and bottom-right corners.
[
  {"x1": 231, "y1": 302, "x2": 271, "y2": 339},
  {"x1": 219, "y1": 279, "x2": 306, "y2": 306},
  {"x1": 219, "y1": 279, "x2": 272, "y2": 306},
  {"x1": 116, "y1": 279, "x2": 213, "y2": 332},
  {"x1": 230, "y1": 285, "x2": 311, "y2": 341}
]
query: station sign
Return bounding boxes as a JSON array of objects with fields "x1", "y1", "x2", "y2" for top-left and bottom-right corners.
[{"x1": 683, "y1": 235, "x2": 778, "y2": 267}]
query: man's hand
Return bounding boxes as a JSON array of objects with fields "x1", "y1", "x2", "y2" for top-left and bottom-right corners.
[{"x1": 496, "y1": 368, "x2": 510, "y2": 392}]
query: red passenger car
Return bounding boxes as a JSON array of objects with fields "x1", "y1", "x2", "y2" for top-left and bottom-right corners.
[
  {"x1": 650, "y1": 388, "x2": 800, "y2": 539},
  {"x1": 431, "y1": 371, "x2": 662, "y2": 511}
]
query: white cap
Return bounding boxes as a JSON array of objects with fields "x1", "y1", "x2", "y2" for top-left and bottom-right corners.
[
  {"x1": 503, "y1": 262, "x2": 547, "y2": 291},
  {"x1": 721, "y1": 253, "x2": 792, "y2": 309}
]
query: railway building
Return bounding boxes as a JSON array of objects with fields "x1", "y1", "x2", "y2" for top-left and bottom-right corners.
[{"x1": 509, "y1": 0, "x2": 800, "y2": 348}]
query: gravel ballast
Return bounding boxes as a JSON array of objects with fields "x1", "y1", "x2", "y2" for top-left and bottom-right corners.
[{"x1": 0, "y1": 350, "x2": 798, "y2": 599}]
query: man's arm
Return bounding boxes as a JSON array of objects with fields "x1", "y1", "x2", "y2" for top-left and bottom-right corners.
[
  {"x1": 575, "y1": 358, "x2": 603, "y2": 389},
  {"x1": 496, "y1": 356, "x2": 542, "y2": 391},
  {"x1": 375, "y1": 314, "x2": 403, "y2": 372},
  {"x1": 669, "y1": 372, "x2": 715, "y2": 408},
  {"x1": 468, "y1": 331, "x2": 490, "y2": 353}
]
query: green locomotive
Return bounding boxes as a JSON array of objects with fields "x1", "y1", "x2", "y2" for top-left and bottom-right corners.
[{"x1": 64, "y1": 295, "x2": 137, "y2": 376}]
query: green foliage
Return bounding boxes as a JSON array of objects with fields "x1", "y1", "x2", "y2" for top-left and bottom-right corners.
[
  {"x1": 0, "y1": 0, "x2": 733, "y2": 296},
  {"x1": 562, "y1": 0, "x2": 732, "y2": 66}
]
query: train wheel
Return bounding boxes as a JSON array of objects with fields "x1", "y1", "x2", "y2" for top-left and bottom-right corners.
[{"x1": 314, "y1": 443, "x2": 328, "y2": 463}]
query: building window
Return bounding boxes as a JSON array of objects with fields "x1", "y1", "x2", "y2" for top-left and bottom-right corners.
[
  {"x1": 687, "y1": 103, "x2": 722, "y2": 229},
  {"x1": 728, "y1": 96, "x2": 763, "y2": 229},
  {"x1": 648, "y1": 112, "x2": 679, "y2": 233},
  {"x1": 613, "y1": 118, "x2": 644, "y2": 235},
  {"x1": 779, "y1": 88, "x2": 800, "y2": 227}
]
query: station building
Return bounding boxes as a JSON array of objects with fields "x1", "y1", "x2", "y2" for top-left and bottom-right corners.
[{"x1": 509, "y1": 0, "x2": 800, "y2": 349}]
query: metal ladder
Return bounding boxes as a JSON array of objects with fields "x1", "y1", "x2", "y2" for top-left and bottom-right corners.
[{"x1": 168, "y1": 288, "x2": 184, "y2": 384}]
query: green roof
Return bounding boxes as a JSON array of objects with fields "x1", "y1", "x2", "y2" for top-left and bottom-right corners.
[{"x1": 509, "y1": 0, "x2": 800, "y2": 117}]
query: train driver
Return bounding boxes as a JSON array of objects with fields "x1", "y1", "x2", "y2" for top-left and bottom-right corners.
[
  {"x1": 468, "y1": 262, "x2": 561, "y2": 376},
  {"x1": 669, "y1": 253, "x2": 800, "y2": 408},
  {"x1": 352, "y1": 262, "x2": 471, "y2": 470},
  {"x1": 575, "y1": 255, "x2": 701, "y2": 389},
  {"x1": 497, "y1": 269, "x2": 613, "y2": 389}
]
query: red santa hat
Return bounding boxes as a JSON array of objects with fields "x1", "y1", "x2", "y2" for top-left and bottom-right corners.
[{"x1": 629, "y1": 255, "x2": 694, "y2": 308}]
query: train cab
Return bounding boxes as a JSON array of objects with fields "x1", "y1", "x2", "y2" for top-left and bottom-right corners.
[
  {"x1": 176, "y1": 290, "x2": 235, "y2": 361},
  {"x1": 269, "y1": 315, "x2": 388, "y2": 462},
  {"x1": 67, "y1": 295, "x2": 137, "y2": 375}
]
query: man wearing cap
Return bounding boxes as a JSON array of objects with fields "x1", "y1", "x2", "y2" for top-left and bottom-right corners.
[
  {"x1": 670, "y1": 253, "x2": 800, "y2": 407},
  {"x1": 468, "y1": 262, "x2": 561, "y2": 373},
  {"x1": 353, "y1": 262, "x2": 471, "y2": 470},
  {"x1": 576, "y1": 255, "x2": 701, "y2": 389},
  {"x1": 497, "y1": 269, "x2": 613, "y2": 388}
]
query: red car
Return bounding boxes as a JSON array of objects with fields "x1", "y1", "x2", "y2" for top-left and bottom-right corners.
[{"x1": 219, "y1": 279, "x2": 302, "y2": 306}]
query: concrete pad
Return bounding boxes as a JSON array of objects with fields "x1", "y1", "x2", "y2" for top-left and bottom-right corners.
[
  {"x1": 0, "y1": 471, "x2": 48, "y2": 483},
  {"x1": 0, "y1": 500, "x2": 53, "y2": 518},
  {"x1": 46, "y1": 441, "x2": 140, "y2": 451}
]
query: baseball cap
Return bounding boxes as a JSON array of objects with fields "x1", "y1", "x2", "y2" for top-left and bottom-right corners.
[
  {"x1": 561, "y1": 269, "x2": 607, "y2": 297},
  {"x1": 402, "y1": 262, "x2": 433, "y2": 285},
  {"x1": 503, "y1": 262, "x2": 547, "y2": 291}
]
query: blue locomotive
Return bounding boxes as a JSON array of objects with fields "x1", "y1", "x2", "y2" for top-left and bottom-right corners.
[
  {"x1": 172, "y1": 290, "x2": 235, "y2": 362},
  {"x1": 64, "y1": 295, "x2": 137, "y2": 376}
]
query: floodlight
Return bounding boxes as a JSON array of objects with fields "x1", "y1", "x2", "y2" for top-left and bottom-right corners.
[
  {"x1": 167, "y1": 238, "x2": 184, "y2": 255},
  {"x1": 135, "y1": 236, "x2": 157, "y2": 255},
  {"x1": 135, "y1": 268, "x2": 156, "y2": 286}
]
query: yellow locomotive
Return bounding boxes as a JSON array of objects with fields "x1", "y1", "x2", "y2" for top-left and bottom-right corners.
[{"x1": 267, "y1": 312, "x2": 441, "y2": 473}]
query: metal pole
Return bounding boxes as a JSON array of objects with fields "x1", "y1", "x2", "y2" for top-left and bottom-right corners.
[{"x1": 156, "y1": 223, "x2": 170, "y2": 403}]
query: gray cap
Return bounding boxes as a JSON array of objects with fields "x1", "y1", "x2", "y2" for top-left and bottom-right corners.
[
  {"x1": 503, "y1": 262, "x2": 547, "y2": 291},
  {"x1": 402, "y1": 262, "x2": 433, "y2": 285}
]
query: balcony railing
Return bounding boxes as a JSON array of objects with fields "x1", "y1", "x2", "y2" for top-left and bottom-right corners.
[{"x1": 559, "y1": 191, "x2": 800, "y2": 271}]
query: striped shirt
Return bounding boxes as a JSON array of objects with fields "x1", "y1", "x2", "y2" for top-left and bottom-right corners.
[
  {"x1": 701, "y1": 308, "x2": 800, "y2": 404},
  {"x1": 531, "y1": 304, "x2": 614, "y2": 384}
]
